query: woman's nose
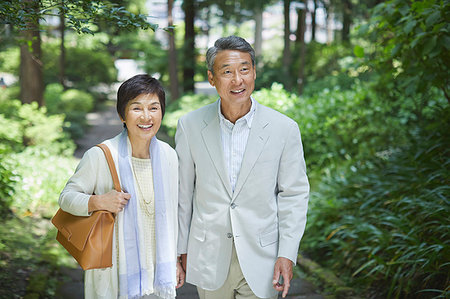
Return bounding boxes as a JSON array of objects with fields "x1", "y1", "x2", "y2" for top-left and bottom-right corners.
[{"x1": 141, "y1": 109, "x2": 151, "y2": 120}]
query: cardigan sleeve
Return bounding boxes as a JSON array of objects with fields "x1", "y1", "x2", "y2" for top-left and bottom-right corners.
[{"x1": 58, "y1": 146, "x2": 105, "y2": 216}]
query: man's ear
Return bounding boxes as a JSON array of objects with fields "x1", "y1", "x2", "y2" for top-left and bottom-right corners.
[{"x1": 207, "y1": 70, "x2": 215, "y2": 86}]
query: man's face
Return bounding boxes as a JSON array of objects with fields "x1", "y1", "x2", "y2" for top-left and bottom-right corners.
[{"x1": 208, "y1": 50, "x2": 256, "y2": 107}]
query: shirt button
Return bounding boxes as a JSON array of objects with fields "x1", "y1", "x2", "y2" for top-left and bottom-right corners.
[
  {"x1": 231, "y1": 203, "x2": 237, "y2": 209},
  {"x1": 227, "y1": 233, "x2": 233, "y2": 238}
]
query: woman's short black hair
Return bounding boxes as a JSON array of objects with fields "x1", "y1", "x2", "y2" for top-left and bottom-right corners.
[{"x1": 116, "y1": 74, "x2": 166, "y2": 123}]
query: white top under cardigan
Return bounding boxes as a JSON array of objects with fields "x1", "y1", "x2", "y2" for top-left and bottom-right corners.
[{"x1": 59, "y1": 133, "x2": 178, "y2": 299}]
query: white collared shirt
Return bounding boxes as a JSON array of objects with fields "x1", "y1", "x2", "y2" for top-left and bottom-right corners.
[{"x1": 218, "y1": 98, "x2": 256, "y2": 192}]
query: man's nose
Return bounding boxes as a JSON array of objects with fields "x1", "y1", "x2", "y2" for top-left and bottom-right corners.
[{"x1": 232, "y1": 71, "x2": 243, "y2": 84}]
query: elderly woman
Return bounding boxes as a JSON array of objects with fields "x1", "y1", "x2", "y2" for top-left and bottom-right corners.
[{"x1": 59, "y1": 74, "x2": 184, "y2": 298}]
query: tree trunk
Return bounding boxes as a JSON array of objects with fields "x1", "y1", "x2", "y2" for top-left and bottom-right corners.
[
  {"x1": 254, "y1": 3, "x2": 263, "y2": 67},
  {"x1": 167, "y1": 0, "x2": 179, "y2": 100},
  {"x1": 282, "y1": 0, "x2": 292, "y2": 90},
  {"x1": 296, "y1": 3, "x2": 307, "y2": 95},
  {"x1": 342, "y1": 0, "x2": 352, "y2": 42},
  {"x1": 182, "y1": 0, "x2": 195, "y2": 93},
  {"x1": 59, "y1": 7, "x2": 66, "y2": 89},
  {"x1": 311, "y1": 0, "x2": 317, "y2": 41},
  {"x1": 20, "y1": 0, "x2": 43, "y2": 106},
  {"x1": 324, "y1": 0, "x2": 334, "y2": 44}
]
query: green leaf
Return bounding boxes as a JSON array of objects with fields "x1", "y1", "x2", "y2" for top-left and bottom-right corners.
[
  {"x1": 422, "y1": 35, "x2": 437, "y2": 56},
  {"x1": 425, "y1": 11, "x2": 441, "y2": 28},
  {"x1": 404, "y1": 19, "x2": 417, "y2": 34},
  {"x1": 353, "y1": 45, "x2": 364, "y2": 58}
]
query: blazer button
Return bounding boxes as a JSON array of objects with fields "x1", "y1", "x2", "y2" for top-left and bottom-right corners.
[
  {"x1": 227, "y1": 233, "x2": 233, "y2": 238},
  {"x1": 231, "y1": 203, "x2": 237, "y2": 209}
]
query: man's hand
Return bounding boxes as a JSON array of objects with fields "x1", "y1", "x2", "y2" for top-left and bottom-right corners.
[
  {"x1": 176, "y1": 260, "x2": 185, "y2": 288},
  {"x1": 272, "y1": 257, "x2": 293, "y2": 298}
]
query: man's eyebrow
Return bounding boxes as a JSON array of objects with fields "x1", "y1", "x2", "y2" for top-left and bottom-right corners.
[{"x1": 218, "y1": 61, "x2": 250, "y2": 69}]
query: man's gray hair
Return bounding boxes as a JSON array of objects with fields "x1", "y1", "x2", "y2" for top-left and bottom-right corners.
[{"x1": 206, "y1": 36, "x2": 255, "y2": 73}]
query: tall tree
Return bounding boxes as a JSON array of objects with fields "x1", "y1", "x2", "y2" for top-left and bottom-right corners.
[
  {"x1": 254, "y1": 2, "x2": 263, "y2": 62},
  {"x1": 182, "y1": 0, "x2": 196, "y2": 93},
  {"x1": 282, "y1": 0, "x2": 292, "y2": 90},
  {"x1": 341, "y1": 0, "x2": 352, "y2": 42},
  {"x1": 167, "y1": 0, "x2": 179, "y2": 100},
  {"x1": 59, "y1": 5, "x2": 66, "y2": 89},
  {"x1": 295, "y1": 0, "x2": 307, "y2": 95},
  {"x1": 322, "y1": 0, "x2": 334, "y2": 43},
  {"x1": 311, "y1": 0, "x2": 317, "y2": 41},
  {"x1": 19, "y1": 0, "x2": 43, "y2": 106}
]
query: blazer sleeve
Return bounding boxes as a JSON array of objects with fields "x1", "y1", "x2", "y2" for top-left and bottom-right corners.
[
  {"x1": 276, "y1": 121, "x2": 310, "y2": 263},
  {"x1": 175, "y1": 118, "x2": 196, "y2": 255},
  {"x1": 58, "y1": 146, "x2": 103, "y2": 216}
]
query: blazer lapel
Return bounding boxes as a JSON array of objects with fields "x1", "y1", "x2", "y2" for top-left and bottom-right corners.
[
  {"x1": 201, "y1": 101, "x2": 233, "y2": 198},
  {"x1": 232, "y1": 103, "x2": 269, "y2": 200}
]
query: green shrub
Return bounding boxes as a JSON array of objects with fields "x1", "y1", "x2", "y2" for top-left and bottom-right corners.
[
  {"x1": 0, "y1": 99, "x2": 74, "y2": 154},
  {"x1": 43, "y1": 83, "x2": 64, "y2": 115},
  {"x1": 0, "y1": 100, "x2": 75, "y2": 215},
  {"x1": 302, "y1": 106, "x2": 450, "y2": 298},
  {"x1": 0, "y1": 47, "x2": 19, "y2": 75},
  {"x1": 44, "y1": 85, "x2": 94, "y2": 139},
  {"x1": 9, "y1": 147, "x2": 78, "y2": 218},
  {"x1": 163, "y1": 93, "x2": 217, "y2": 137},
  {"x1": 43, "y1": 43, "x2": 117, "y2": 91},
  {"x1": 0, "y1": 148, "x2": 15, "y2": 217},
  {"x1": 60, "y1": 89, "x2": 94, "y2": 113},
  {"x1": 0, "y1": 85, "x2": 20, "y2": 102},
  {"x1": 252, "y1": 82, "x2": 416, "y2": 178}
]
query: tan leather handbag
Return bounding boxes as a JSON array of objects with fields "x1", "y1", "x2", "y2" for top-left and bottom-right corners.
[{"x1": 52, "y1": 144, "x2": 120, "y2": 270}]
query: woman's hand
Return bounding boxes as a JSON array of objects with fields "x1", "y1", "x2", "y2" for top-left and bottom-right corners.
[
  {"x1": 88, "y1": 190, "x2": 131, "y2": 214},
  {"x1": 176, "y1": 259, "x2": 185, "y2": 289}
]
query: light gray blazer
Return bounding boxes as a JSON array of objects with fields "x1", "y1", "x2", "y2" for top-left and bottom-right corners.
[{"x1": 176, "y1": 100, "x2": 309, "y2": 298}]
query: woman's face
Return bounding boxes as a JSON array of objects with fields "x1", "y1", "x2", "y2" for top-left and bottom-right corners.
[{"x1": 122, "y1": 93, "x2": 162, "y2": 143}]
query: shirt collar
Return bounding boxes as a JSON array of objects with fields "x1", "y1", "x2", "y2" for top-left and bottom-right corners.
[{"x1": 218, "y1": 97, "x2": 257, "y2": 128}]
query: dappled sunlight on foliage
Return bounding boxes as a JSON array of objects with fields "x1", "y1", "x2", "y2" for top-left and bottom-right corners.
[{"x1": 303, "y1": 106, "x2": 449, "y2": 298}]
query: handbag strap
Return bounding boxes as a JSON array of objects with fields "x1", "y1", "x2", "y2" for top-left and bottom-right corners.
[{"x1": 96, "y1": 144, "x2": 121, "y2": 192}]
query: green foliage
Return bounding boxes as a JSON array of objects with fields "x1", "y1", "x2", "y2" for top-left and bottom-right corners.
[
  {"x1": 43, "y1": 43, "x2": 117, "y2": 91},
  {"x1": 257, "y1": 41, "x2": 361, "y2": 92},
  {"x1": 163, "y1": 93, "x2": 217, "y2": 137},
  {"x1": 0, "y1": 148, "x2": 14, "y2": 217},
  {"x1": 43, "y1": 83, "x2": 65, "y2": 114},
  {"x1": 44, "y1": 84, "x2": 95, "y2": 139},
  {"x1": 359, "y1": 0, "x2": 449, "y2": 101},
  {"x1": 0, "y1": 98, "x2": 76, "y2": 216},
  {"x1": 253, "y1": 82, "x2": 417, "y2": 176},
  {"x1": 303, "y1": 106, "x2": 450, "y2": 298},
  {"x1": 60, "y1": 89, "x2": 94, "y2": 113},
  {"x1": 0, "y1": 46, "x2": 19, "y2": 75},
  {"x1": 0, "y1": 216, "x2": 77, "y2": 297},
  {"x1": 0, "y1": 99, "x2": 74, "y2": 154},
  {"x1": 10, "y1": 147, "x2": 78, "y2": 217},
  {"x1": 0, "y1": 0, "x2": 158, "y2": 33}
]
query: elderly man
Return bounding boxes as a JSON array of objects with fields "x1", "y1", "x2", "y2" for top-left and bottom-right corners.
[{"x1": 176, "y1": 36, "x2": 309, "y2": 299}]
